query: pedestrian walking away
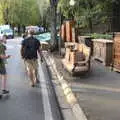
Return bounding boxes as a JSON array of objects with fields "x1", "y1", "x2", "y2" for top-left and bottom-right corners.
[
  {"x1": 21, "y1": 30, "x2": 43, "y2": 87},
  {"x1": 22, "y1": 32, "x2": 29, "y2": 73},
  {"x1": 0, "y1": 35, "x2": 11, "y2": 95}
]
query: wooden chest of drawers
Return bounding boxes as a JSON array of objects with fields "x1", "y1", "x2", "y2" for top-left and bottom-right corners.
[{"x1": 92, "y1": 39, "x2": 113, "y2": 66}]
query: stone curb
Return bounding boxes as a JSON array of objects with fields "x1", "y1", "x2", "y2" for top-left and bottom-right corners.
[{"x1": 44, "y1": 53, "x2": 87, "y2": 120}]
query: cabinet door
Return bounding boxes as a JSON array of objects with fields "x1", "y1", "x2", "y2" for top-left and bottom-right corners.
[
  {"x1": 94, "y1": 42, "x2": 105, "y2": 61},
  {"x1": 94, "y1": 42, "x2": 100, "y2": 58},
  {"x1": 100, "y1": 42, "x2": 105, "y2": 61}
]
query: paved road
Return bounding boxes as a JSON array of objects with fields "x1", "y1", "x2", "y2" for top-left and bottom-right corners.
[
  {"x1": 0, "y1": 38, "x2": 63, "y2": 120},
  {"x1": 71, "y1": 61, "x2": 120, "y2": 120}
]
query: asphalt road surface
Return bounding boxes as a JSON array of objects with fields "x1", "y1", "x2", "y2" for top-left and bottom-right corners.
[{"x1": 71, "y1": 60, "x2": 120, "y2": 120}]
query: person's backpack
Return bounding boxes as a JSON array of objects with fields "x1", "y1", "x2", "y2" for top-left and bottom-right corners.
[{"x1": 22, "y1": 37, "x2": 40, "y2": 59}]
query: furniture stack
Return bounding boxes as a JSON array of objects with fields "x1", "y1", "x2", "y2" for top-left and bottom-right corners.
[{"x1": 61, "y1": 20, "x2": 91, "y2": 75}]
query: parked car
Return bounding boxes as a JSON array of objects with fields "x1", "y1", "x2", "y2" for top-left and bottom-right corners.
[
  {"x1": 0, "y1": 28, "x2": 14, "y2": 39},
  {"x1": 0, "y1": 25, "x2": 10, "y2": 30},
  {"x1": 26, "y1": 26, "x2": 40, "y2": 33},
  {"x1": 39, "y1": 27, "x2": 44, "y2": 33}
]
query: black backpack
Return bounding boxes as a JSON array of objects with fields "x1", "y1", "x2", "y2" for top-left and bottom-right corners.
[{"x1": 22, "y1": 37, "x2": 39, "y2": 59}]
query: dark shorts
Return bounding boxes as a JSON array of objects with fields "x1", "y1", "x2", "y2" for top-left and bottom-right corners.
[{"x1": 0, "y1": 64, "x2": 6, "y2": 75}]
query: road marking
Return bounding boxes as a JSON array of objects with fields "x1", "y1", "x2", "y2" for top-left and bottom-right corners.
[
  {"x1": 38, "y1": 61, "x2": 54, "y2": 120},
  {"x1": 72, "y1": 83, "x2": 120, "y2": 93},
  {"x1": 17, "y1": 45, "x2": 21, "y2": 48}
]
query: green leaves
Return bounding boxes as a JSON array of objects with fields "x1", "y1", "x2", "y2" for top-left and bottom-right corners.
[
  {"x1": 58, "y1": 0, "x2": 113, "y2": 33},
  {"x1": 0, "y1": 0, "x2": 41, "y2": 26}
]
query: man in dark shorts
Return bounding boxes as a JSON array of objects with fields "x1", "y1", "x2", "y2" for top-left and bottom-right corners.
[
  {"x1": 21, "y1": 30, "x2": 43, "y2": 87},
  {"x1": 0, "y1": 35, "x2": 11, "y2": 94}
]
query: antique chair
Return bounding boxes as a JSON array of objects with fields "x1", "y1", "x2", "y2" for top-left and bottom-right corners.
[{"x1": 62, "y1": 43, "x2": 91, "y2": 75}]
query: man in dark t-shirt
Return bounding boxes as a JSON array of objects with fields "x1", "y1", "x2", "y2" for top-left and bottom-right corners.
[{"x1": 21, "y1": 30, "x2": 43, "y2": 87}]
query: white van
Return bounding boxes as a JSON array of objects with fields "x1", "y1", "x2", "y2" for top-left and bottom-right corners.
[
  {"x1": 0, "y1": 28, "x2": 14, "y2": 39},
  {"x1": 0, "y1": 25, "x2": 14, "y2": 39}
]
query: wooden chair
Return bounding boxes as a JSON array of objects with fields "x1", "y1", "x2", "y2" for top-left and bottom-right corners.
[{"x1": 62, "y1": 43, "x2": 91, "y2": 74}]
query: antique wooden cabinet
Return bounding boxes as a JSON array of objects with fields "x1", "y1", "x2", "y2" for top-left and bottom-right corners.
[
  {"x1": 113, "y1": 33, "x2": 120, "y2": 71},
  {"x1": 92, "y1": 39, "x2": 113, "y2": 66}
]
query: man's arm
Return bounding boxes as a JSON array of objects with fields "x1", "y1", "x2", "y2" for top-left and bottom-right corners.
[
  {"x1": 0, "y1": 54, "x2": 10, "y2": 59},
  {"x1": 21, "y1": 40, "x2": 25, "y2": 59},
  {"x1": 20, "y1": 46, "x2": 24, "y2": 58},
  {"x1": 0, "y1": 45, "x2": 10, "y2": 59}
]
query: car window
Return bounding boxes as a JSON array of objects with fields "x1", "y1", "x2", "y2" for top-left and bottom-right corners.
[{"x1": 3, "y1": 29, "x2": 12, "y2": 33}]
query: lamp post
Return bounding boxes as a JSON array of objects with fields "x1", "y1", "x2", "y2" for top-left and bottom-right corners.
[
  {"x1": 69, "y1": 0, "x2": 76, "y2": 20},
  {"x1": 69, "y1": 0, "x2": 75, "y2": 6},
  {"x1": 58, "y1": 7, "x2": 62, "y2": 55},
  {"x1": 58, "y1": 0, "x2": 76, "y2": 55}
]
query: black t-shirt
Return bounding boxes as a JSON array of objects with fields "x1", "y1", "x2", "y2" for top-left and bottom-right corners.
[{"x1": 22, "y1": 36, "x2": 40, "y2": 59}]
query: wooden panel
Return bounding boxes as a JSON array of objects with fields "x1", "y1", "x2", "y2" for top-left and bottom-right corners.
[
  {"x1": 72, "y1": 28, "x2": 78, "y2": 42},
  {"x1": 65, "y1": 21, "x2": 74, "y2": 42},
  {"x1": 61, "y1": 24, "x2": 66, "y2": 42}
]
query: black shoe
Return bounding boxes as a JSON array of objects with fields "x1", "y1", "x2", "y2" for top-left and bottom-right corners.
[
  {"x1": 36, "y1": 79, "x2": 40, "y2": 84},
  {"x1": 0, "y1": 94, "x2": 2, "y2": 99},
  {"x1": 2, "y1": 90, "x2": 9, "y2": 94},
  {"x1": 31, "y1": 84, "x2": 35, "y2": 87}
]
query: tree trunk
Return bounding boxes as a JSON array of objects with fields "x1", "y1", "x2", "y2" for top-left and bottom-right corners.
[
  {"x1": 88, "y1": 18, "x2": 93, "y2": 33},
  {"x1": 112, "y1": 1, "x2": 120, "y2": 32},
  {"x1": 50, "y1": 2, "x2": 58, "y2": 51},
  {"x1": 3, "y1": 7, "x2": 9, "y2": 24},
  {"x1": 18, "y1": 24, "x2": 21, "y2": 36},
  {"x1": 22, "y1": 25, "x2": 25, "y2": 33},
  {"x1": 11, "y1": 24, "x2": 15, "y2": 37}
]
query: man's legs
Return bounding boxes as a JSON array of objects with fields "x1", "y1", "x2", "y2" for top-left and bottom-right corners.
[
  {"x1": 0, "y1": 65, "x2": 9, "y2": 94},
  {"x1": 2, "y1": 74, "x2": 7, "y2": 90},
  {"x1": 24, "y1": 60, "x2": 29, "y2": 74},
  {"x1": 1, "y1": 74, "x2": 9, "y2": 94},
  {"x1": 25, "y1": 60, "x2": 36, "y2": 87},
  {"x1": 34, "y1": 60, "x2": 39, "y2": 83},
  {"x1": 27, "y1": 68, "x2": 35, "y2": 87}
]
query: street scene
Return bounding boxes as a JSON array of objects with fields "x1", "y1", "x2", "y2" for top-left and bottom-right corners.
[{"x1": 0, "y1": 0, "x2": 120, "y2": 120}]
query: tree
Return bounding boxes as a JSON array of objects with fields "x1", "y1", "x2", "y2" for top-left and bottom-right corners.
[
  {"x1": 0, "y1": 0, "x2": 41, "y2": 33},
  {"x1": 49, "y1": 0, "x2": 59, "y2": 50},
  {"x1": 112, "y1": 0, "x2": 120, "y2": 32},
  {"x1": 58, "y1": 0, "x2": 115, "y2": 33},
  {"x1": 0, "y1": 0, "x2": 10, "y2": 24},
  {"x1": 37, "y1": 0, "x2": 50, "y2": 31},
  {"x1": 38, "y1": 0, "x2": 59, "y2": 50}
]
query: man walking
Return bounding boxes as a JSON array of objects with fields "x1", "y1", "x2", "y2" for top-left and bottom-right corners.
[{"x1": 21, "y1": 30, "x2": 43, "y2": 87}]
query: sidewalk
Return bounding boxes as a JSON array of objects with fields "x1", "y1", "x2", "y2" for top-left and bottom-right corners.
[{"x1": 45, "y1": 52, "x2": 120, "y2": 120}]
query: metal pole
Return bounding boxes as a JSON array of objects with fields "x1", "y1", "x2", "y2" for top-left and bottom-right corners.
[{"x1": 59, "y1": 7, "x2": 62, "y2": 55}]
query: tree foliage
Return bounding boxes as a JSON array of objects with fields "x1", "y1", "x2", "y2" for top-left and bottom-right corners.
[
  {"x1": 58, "y1": 0, "x2": 117, "y2": 33},
  {"x1": 0, "y1": 0, "x2": 41, "y2": 26}
]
